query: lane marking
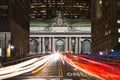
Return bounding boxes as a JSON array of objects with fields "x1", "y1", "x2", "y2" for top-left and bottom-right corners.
[
  {"x1": 58, "y1": 61, "x2": 63, "y2": 77},
  {"x1": 31, "y1": 60, "x2": 50, "y2": 74},
  {"x1": 60, "y1": 63, "x2": 63, "y2": 76}
]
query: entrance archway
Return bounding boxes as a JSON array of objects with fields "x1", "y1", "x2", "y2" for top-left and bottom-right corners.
[{"x1": 56, "y1": 39, "x2": 65, "y2": 52}]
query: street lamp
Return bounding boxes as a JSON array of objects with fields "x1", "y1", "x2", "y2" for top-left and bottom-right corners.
[
  {"x1": 10, "y1": 45, "x2": 14, "y2": 50},
  {"x1": 111, "y1": 49, "x2": 114, "y2": 52}
]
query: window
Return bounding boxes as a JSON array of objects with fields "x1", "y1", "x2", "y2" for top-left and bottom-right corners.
[
  {"x1": 117, "y1": 2, "x2": 120, "y2": 7},
  {"x1": 118, "y1": 29, "x2": 120, "y2": 33},
  {"x1": 119, "y1": 37, "x2": 120, "y2": 42},
  {"x1": 99, "y1": 0, "x2": 102, "y2": 4},
  {"x1": 117, "y1": 20, "x2": 120, "y2": 23},
  {"x1": 105, "y1": 31, "x2": 108, "y2": 36},
  {"x1": 109, "y1": 30, "x2": 111, "y2": 34}
]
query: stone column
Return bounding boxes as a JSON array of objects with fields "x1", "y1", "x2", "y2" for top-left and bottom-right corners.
[
  {"x1": 79, "y1": 37, "x2": 81, "y2": 54},
  {"x1": 52, "y1": 37, "x2": 55, "y2": 53},
  {"x1": 49, "y1": 37, "x2": 51, "y2": 52},
  {"x1": 75, "y1": 37, "x2": 78, "y2": 53},
  {"x1": 42, "y1": 37, "x2": 45, "y2": 53},
  {"x1": 38, "y1": 37, "x2": 41, "y2": 53},
  {"x1": 69, "y1": 37, "x2": 71, "y2": 52},
  {"x1": 65, "y1": 37, "x2": 68, "y2": 52}
]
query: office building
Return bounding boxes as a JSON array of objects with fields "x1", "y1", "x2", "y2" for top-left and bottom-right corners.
[
  {"x1": 91, "y1": 0, "x2": 120, "y2": 53},
  {"x1": 29, "y1": 0, "x2": 91, "y2": 19},
  {"x1": 0, "y1": 0, "x2": 29, "y2": 58}
]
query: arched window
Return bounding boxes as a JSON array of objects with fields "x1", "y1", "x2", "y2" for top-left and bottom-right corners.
[
  {"x1": 30, "y1": 39, "x2": 39, "y2": 53},
  {"x1": 82, "y1": 39, "x2": 91, "y2": 54}
]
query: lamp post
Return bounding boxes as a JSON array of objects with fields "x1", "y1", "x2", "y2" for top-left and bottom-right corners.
[{"x1": 6, "y1": 37, "x2": 15, "y2": 58}]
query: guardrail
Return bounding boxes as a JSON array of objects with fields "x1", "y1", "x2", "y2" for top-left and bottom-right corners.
[{"x1": 1, "y1": 54, "x2": 42, "y2": 67}]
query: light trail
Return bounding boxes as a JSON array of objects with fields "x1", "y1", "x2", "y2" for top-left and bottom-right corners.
[
  {"x1": 62, "y1": 54, "x2": 103, "y2": 80},
  {"x1": 63, "y1": 53, "x2": 120, "y2": 80},
  {"x1": 0, "y1": 58, "x2": 38, "y2": 75},
  {"x1": 0, "y1": 54, "x2": 54, "y2": 79}
]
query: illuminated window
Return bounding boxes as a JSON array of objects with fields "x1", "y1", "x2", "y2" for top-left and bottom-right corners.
[
  {"x1": 99, "y1": 0, "x2": 102, "y2": 4},
  {"x1": 118, "y1": 37, "x2": 120, "y2": 42},
  {"x1": 49, "y1": 5, "x2": 52, "y2": 7},
  {"x1": 109, "y1": 30, "x2": 111, "y2": 34},
  {"x1": 41, "y1": 10, "x2": 46, "y2": 13},
  {"x1": 30, "y1": 6, "x2": 34, "y2": 8},
  {"x1": 105, "y1": 31, "x2": 108, "y2": 36},
  {"x1": 75, "y1": 16, "x2": 77, "y2": 18},
  {"x1": 118, "y1": 29, "x2": 120, "y2": 33},
  {"x1": 117, "y1": 2, "x2": 120, "y2": 7},
  {"x1": 117, "y1": 20, "x2": 120, "y2": 23},
  {"x1": 41, "y1": 5, "x2": 46, "y2": 7},
  {"x1": 76, "y1": 3, "x2": 79, "y2": 5}
]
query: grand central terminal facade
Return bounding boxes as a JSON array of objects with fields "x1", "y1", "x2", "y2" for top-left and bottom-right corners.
[{"x1": 30, "y1": 12, "x2": 91, "y2": 54}]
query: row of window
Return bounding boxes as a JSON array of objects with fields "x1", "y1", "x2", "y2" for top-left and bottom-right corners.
[
  {"x1": 104, "y1": 30, "x2": 111, "y2": 36},
  {"x1": 104, "y1": 29, "x2": 120, "y2": 34},
  {"x1": 31, "y1": 4, "x2": 88, "y2": 8},
  {"x1": 32, "y1": 0, "x2": 86, "y2": 3}
]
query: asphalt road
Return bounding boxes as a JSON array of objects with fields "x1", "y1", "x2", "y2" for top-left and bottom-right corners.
[{"x1": 5, "y1": 56, "x2": 101, "y2": 80}]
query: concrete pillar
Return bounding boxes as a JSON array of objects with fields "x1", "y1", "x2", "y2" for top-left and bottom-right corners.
[
  {"x1": 65, "y1": 37, "x2": 68, "y2": 52},
  {"x1": 75, "y1": 37, "x2": 78, "y2": 53}
]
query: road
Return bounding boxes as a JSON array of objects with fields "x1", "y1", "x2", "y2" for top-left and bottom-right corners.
[{"x1": 5, "y1": 54, "x2": 101, "y2": 80}]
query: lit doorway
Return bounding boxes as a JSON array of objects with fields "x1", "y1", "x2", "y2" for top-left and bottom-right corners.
[{"x1": 56, "y1": 39, "x2": 65, "y2": 52}]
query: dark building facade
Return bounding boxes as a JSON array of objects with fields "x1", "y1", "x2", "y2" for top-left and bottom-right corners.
[
  {"x1": 29, "y1": 0, "x2": 91, "y2": 19},
  {"x1": 0, "y1": 0, "x2": 30, "y2": 58},
  {"x1": 91, "y1": 0, "x2": 120, "y2": 53}
]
